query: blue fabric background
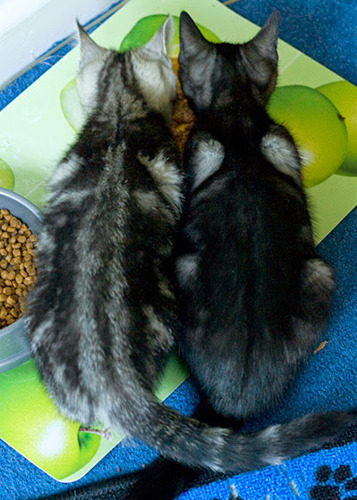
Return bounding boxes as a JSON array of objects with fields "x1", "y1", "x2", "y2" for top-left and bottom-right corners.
[{"x1": 0, "y1": 0, "x2": 356, "y2": 498}]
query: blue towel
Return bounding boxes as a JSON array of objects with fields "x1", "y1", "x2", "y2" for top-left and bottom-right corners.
[{"x1": 178, "y1": 441, "x2": 357, "y2": 499}]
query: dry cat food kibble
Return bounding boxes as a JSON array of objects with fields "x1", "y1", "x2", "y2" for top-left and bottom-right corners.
[
  {"x1": 168, "y1": 88, "x2": 196, "y2": 152},
  {"x1": 0, "y1": 209, "x2": 37, "y2": 329}
]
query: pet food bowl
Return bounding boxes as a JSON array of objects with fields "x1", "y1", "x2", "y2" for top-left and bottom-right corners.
[{"x1": 0, "y1": 188, "x2": 42, "y2": 373}]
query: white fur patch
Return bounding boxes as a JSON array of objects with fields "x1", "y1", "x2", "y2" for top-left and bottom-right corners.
[
  {"x1": 142, "y1": 305, "x2": 170, "y2": 340},
  {"x1": 131, "y1": 49, "x2": 177, "y2": 121},
  {"x1": 192, "y1": 139, "x2": 224, "y2": 190},
  {"x1": 300, "y1": 224, "x2": 314, "y2": 244},
  {"x1": 49, "y1": 156, "x2": 81, "y2": 190},
  {"x1": 158, "y1": 280, "x2": 175, "y2": 300},
  {"x1": 38, "y1": 227, "x2": 56, "y2": 254},
  {"x1": 299, "y1": 148, "x2": 314, "y2": 167},
  {"x1": 201, "y1": 430, "x2": 229, "y2": 472},
  {"x1": 133, "y1": 190, "x2": 159, "y2": 213},
  {"x1": 229, "y1": 484, "x2": 239, "y2": 500},
  {"x1": 51, "y1": 188, "x2": 92, "y2": 208},
  {"x1": 257, "y1": 424, "x2": 287, "y2": 466},
  {"x1": 261, "y1": 133, "x2": 301, "y2": 183},
  {"x1": 264, "y1": 455, "x2": 285, "y2": 466},
  {"x1": 138, "y1": 152, "x2": 182, "y2": 213},
  {"x1": 176, "y1": 254, "x2": 198, "y2": 287},
  {"x1": 30, "y1": 317, "x2": 54, "y2": 350},
  {"x1": 304, "y1": 258, "x2": 334, "y2": 290},
  {"x1": 77, "y1": 55, "x2": 108, "y2": 113},
  {"x1": 259, "y1": 425, "x2": 279, "y2": 441}
]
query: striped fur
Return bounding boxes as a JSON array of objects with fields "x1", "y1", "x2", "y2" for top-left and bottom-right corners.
[{"x1": 26, "y1": 16, "x2": 356, "y2": 481}]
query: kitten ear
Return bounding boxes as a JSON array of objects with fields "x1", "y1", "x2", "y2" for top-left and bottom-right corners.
[
  {"x1": 144, "y1": 15, "x2": 175, "y2": 55},
  {"x1": 240, "y1": 11, "x2": 279, "y2": 99},
  {"x1": 250, "y1": 11, "x2": 279, "y2": 65},
  {"x1": 178, "y1": 12, "x2": 214, "y2": 109},
  {"x1": 76, "y1": 22, "x2": 107, "y2": 111},
  {"x1": 179, "y1": 11, "x2": 211, "y2": 58},
  {"x1": 76, "y1": 21, "x2": 106, "y2": 70}
]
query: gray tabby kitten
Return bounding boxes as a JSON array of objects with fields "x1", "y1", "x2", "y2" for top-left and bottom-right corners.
[{"x1": 26, "y1": 16, "x2": 355, "y2": 478}]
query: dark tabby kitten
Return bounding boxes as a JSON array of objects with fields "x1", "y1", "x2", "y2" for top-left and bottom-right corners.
[
  {"x1": 177, "y1": 6, "x2": 357, "y2": 462},
  {"x1": 175, "y1": 10, "x2": 335, "y2": 422},
  {"x1": 107, "y1": 12, "x2": 357, "y2": 500}
]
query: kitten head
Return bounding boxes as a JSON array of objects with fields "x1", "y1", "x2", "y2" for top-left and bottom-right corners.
[
  {"x1": 178, "y1": 11, "x2": 279, "y2": 114},
  {"x1": 130, "y1": 15, "x2": 177, "y2": 120},
  {"x1": 76, "y1": 17, "x2": 177, "y2": 120}
]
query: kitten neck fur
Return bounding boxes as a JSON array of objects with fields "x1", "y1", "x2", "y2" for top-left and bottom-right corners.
[{"x1": 76, "y1": 18, "x2": 177, "y2": 124}]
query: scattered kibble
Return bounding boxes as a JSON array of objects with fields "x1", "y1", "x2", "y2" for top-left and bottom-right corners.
[
  {"x1": 0, "y1": 208, "x2": 37, "y2": 329},
  {"x1": 314, "y1": 340, "x2": 328, "y2": 354},
  {"x1": 168, "y1": 89, "x2": 195, "y2": 153}
]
